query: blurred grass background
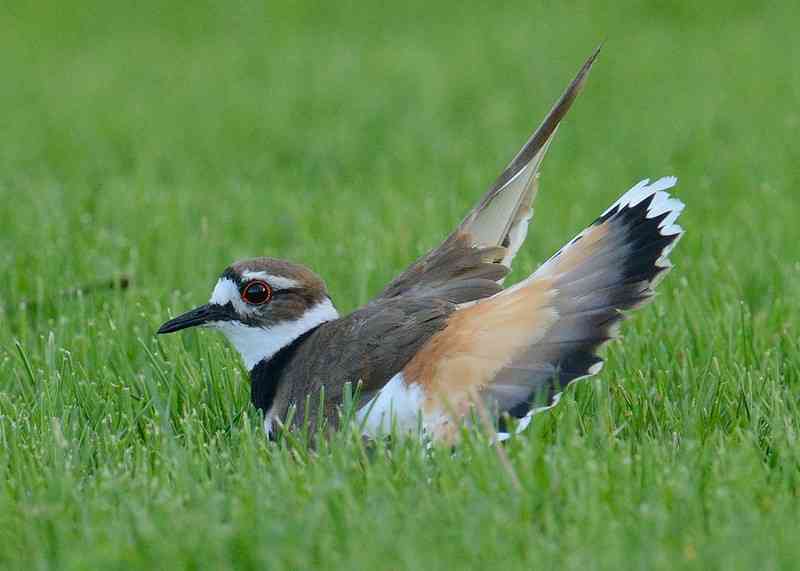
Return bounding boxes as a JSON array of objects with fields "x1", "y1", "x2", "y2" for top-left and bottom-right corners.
[{"x1": 1, "y1": 1, "x2": 799, "y2": 569}]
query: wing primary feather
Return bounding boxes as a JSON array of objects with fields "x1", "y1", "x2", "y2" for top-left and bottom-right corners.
[
  {"x1": 376, "y1": 45, "x2": 601, "y2": 303},
  {"x1": 486, "y1": 44, "x2": 602, "y2": 199},
  {"x1": 456, "y1": 44, "x2": 602, "y2": 259}
]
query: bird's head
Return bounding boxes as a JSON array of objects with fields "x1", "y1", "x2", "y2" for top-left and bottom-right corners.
[{"x1": 157, "y1": 258, "x2": 338, "y2": 369}]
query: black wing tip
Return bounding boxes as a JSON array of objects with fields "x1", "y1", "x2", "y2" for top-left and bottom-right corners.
[
  {"x1": 587, "y1": 41, "x2": 604, "y2": 69},
  {"x1": 490, "y1": 44, "x2": 603, "y2": 195},
  {"x1": 538, "y1": 43, "x2": 603, "y2": 140}
]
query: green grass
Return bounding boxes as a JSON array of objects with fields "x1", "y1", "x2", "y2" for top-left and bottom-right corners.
[{"x1": 2, "y1": 0, "x2": 799, "y2": 568}]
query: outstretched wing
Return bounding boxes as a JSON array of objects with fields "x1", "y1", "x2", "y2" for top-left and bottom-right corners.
[
  {"x1": 402, "y1": 177, "x2": 685, "y2": 442},
  {"x1": 377, "y1": 46, "x2": 601, "y2": 303}
]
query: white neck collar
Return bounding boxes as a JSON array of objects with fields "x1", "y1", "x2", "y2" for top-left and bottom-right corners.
[{"x1": 212, "y1": 298, "x2": 339, "y2": 370}]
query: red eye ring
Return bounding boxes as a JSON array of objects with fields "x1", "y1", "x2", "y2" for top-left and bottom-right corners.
[{"x1": 241, "y1": 280, "x2": 273, "y2": 305}]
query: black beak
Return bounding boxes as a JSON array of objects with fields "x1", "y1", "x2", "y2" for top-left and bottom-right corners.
[{"x1": 157, "y1": 304, "x2": 233, "y2": 334}]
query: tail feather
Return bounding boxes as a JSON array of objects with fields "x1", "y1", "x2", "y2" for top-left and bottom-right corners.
[
  {"x1": 488, "y1": 177, "x2": 684, "y2": 438},
  {"x1": 402, "y1": 176, "x2": 684, "y2": 443}
]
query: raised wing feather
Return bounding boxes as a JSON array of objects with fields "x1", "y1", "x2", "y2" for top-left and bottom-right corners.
[{"x1": 377, "y1": 46, "x2": 601, "y2": 302}]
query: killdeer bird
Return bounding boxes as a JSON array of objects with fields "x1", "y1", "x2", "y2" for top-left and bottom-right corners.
[{"x1": 158, "y1": 47, "x2": 685, "y2": 443}]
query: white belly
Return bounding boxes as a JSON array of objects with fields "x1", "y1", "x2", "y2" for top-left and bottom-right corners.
[{"x1": 355, "y1": 373, "x2": 426, "y2": 437}]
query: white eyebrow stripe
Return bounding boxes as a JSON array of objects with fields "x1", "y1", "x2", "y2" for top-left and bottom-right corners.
[{"x1": 240, "y1": 271, "x2": 300, "y2": 291}]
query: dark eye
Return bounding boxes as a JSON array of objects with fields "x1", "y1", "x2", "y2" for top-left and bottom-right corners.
[{"x1": 241, "y1": 280, "x2": 272, "y2": 305}]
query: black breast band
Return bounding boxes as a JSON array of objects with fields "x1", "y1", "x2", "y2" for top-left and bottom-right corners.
[{"x1": 249, "y1": 326, "x2": 320, "y2": 414}]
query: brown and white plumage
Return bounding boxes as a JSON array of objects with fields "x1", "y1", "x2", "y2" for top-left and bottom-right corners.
[{"x1": 157, "y1": 47, "x2": 686, "y2": 443}]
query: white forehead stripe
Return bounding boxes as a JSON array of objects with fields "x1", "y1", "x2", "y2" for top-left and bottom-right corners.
[
  {"x1": 210, "y1": 277, "x2": 240, "y2": 305},
  {"x1": 209, "y1": 277, "x2": 256, "y2": 316},
  {"x1": 240, "y1": 271, "x2": 300, "y2": 291}
]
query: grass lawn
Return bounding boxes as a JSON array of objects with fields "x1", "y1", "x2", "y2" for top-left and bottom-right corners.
[{"x1": 2, "y1": 0, "x2": 799, "y2": 568}]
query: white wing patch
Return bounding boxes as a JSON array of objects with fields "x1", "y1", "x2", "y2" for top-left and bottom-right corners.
[
  {"x1": 468, "y1": 161, "x2": 539, "y2": 273},
  {"x1": 500, "y1": 207, "x2": 532, "y2": 269}
]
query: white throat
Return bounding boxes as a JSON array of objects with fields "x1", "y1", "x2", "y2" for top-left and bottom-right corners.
[{"x1": 212, "y1": 298, "x2": 339, "y2": 370}]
